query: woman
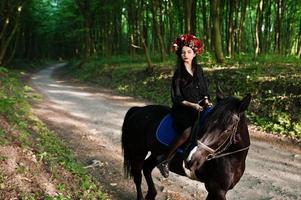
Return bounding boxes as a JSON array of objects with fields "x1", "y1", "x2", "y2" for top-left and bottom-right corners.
[{"x1": 157, "y1": 34, "x2": 211, "y2": 178}]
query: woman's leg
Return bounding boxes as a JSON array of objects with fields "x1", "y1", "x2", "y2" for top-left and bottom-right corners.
[
  {"x1": 157, "y1": 127, "x2": 191, "y2": 177},
  {"x1": 166, "y1": 127, "x2": 191, "y2": 161}
]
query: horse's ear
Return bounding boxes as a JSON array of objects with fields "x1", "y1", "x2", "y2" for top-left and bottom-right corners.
[
  {"x1": 216, "y1": 82, "x2": 225, "y2": 101},
  {"x1": 238, "y1": 93, "x2": 251, "y2": 113}
]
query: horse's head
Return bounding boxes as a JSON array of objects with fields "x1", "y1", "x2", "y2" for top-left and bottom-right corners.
[{"x1": 185, "y1": 88, "x2": 251, "y2": 180}]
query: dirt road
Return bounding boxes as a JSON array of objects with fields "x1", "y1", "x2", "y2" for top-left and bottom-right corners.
[{"x1": 30, "y1": 64, "x2": 301, "y2": 200}]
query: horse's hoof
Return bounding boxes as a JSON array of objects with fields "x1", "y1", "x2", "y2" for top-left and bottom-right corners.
[{"x1": 145, "y1": 192, "x2": 157, "y2": 200}]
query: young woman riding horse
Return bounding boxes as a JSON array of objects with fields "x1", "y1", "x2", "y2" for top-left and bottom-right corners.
[
  {"x1": 122, "y1": 90, "x2": 251, "y2": 200},
  {"x1": 157, "y1": 34, "x2": 212, "y2": 178},
  {"x1": 121, "y1": 34, "x2": 251, "y2": 200}
]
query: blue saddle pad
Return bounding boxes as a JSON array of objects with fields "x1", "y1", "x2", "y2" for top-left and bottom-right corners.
[{"x1": 156, "y1": 107, "x2": 213, "y2": 153}]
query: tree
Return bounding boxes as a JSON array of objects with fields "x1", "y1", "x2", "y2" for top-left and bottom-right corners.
[
  {"x1": 262, "y1": 0, "x2": 271, "y2": 53},
  {"x1": 200, "y1": 0, "x2": 210, "y2": 51},
  {"x1": 298, "y1": 19, "x2": 301, "y2": 57},
  {"x1": 211, "y1": 0, "x2": 224, "y2": 63},
  {"x1": 74, "y1": 0, "x2": 95, "y2": 59},
  {"x1": 227, "y1": 0, "x2": 235, "y2": 58},
  {"x1": 140, "y1": 1, "x2": 153, "y2": 71},
  {"x1": 184, "y1": 0, "x2": 196, "y2": 34},
  {"x1": 255, "y1": 0, "x2": 264, "y2": 58},
  {"x1": 151, "y1": 0, "x2": 166, "y2": 62},
  {"x1": 274, "y1": 0, "x2": 283, "y2": 53},
  {"x1": 237, "y1": 0, "x2": 247, "y2": 53},
  {"x1": 0, "y1": 0, "x2": 25, "y2": 65}
]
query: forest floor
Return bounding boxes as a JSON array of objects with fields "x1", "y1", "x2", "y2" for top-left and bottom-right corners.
[{"x1": 28, "y1": 63, "x2": 301, "y2": 200}]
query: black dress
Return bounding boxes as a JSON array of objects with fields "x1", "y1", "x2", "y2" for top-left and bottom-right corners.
[{"x1": 171, "y1": 64, "x2": 209, "y2": 134}]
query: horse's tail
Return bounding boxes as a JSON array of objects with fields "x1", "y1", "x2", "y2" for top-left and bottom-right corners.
[{"x1": 121, "y1": 106, "x2": 139, "y2": 178}]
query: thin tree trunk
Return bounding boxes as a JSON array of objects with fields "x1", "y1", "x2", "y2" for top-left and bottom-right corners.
[
  {"x1": 141, "y1": 34, "x2": 153, "y2": 73},
  {"x1": 184, "y1": 0, "x2": 193, "y2": 34},
  {"x1": 127, "y1": 1, "x2": 136, "y2": 56},
  {"x1": 211, "y1": 0, "x2": 224, "y2": 63},
  {"x1": 0, "y1": 4, "x2": 22, "y2": 65},
  {"x1": 6, "y1": 29, "x2": 20, "y2": 64},
  {"x1": 263, "y1": 0, "x2": 271, "y2": 53},
  {"x1": 201, "y1": 0, "x2": 210, "y2": 51},
  {"x1": 151, "y1": 0, "x2": 166, "y2": 62},
  {"x1": 74, "y1": 0, "x2": 94, "y2": 59},
  {"x1": 0, "y1": 20, "x2": 19, "y2": 65},
  {"x1": 255, "y1": 0, "x2": 264, "y2": 58},
  {"x1": 227, "y1": 0, "x2": 235, "y2": 58},
  {"x1": 0, "y1": 18, "x2": 10, "y2": 42},
  {"x1": 238, "y1": 0, "x2": 247, "y2": 53},
  {"x1": 191, "y1": 0, "x2": 197, "y2": 35},
  {"x1": 298, "y1": 20, "x2": 301, "y2": 57},
  {"x1": 274, "y1": 0, "x2": 283, "y2": 53}
]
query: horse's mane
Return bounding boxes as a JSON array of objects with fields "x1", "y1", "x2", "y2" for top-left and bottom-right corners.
[{"x1": 202, "y1": 97, "x2": 241, "y2": 134}]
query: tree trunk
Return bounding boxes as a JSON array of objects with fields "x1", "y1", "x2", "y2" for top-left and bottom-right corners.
[
  {"x1": 237, "y1": 0, "x2": 247, "y2": 53},
  {"x1": 298, "y1": 20, "x2": 301, "y2": 57},
  {"x1": 151, "y1": 0, "x2": 166, "y2": 62},
  {"x1": 141, "y1": 34, "x2": 153, "y2": 73},
  {"x1": 127, "y1": 0, "x2": 136, "y2": 56},
  {"x1": 190, "y1": 0, "x2": 197, "y2": 35},
  {"x1": 139, "y1": 1, "x2": 153, "y2": 72},
  {"x1": 6, "y1": 28, "x2": 20, "y2": 64},
  {"x1": 85, "y1": 18, "x2": 93, "y2": 57},
  {"x1": 0, "y1": 4, "x2": 23, "y2": 65},
  {"x1": 262, "y1": 0, "x2": 271, "y2": 53},
  {"x1": 255, "y1": 0, "x2": 264, "y2": 58},
  {"x1": 227, "y1": 0, "x2": 235, "y2": 58},
  {"x1": 184, "y1": 0, "x2": 193, "y2": 34},
  {"x1": 74, "y1": 0, "x2": 94, "y2": 59},
  {"x1": 274, "y1": 0, "x2": 283, "y2": 53},
  {"x1": 201, "y1": 0, "x2": 210, "y2": 51},
  {"x1": 211, "y1": 0, "x2": 224, "y2": 63}
]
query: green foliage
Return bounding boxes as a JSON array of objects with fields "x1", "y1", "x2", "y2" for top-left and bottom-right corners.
[{"x1": 68, "y1": 55, "x2": 301, "y2": 139}]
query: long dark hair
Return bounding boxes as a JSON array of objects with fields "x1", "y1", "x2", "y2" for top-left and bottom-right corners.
[{"x1": 175, "y1": 47, "x2": 199, "y2": 79}]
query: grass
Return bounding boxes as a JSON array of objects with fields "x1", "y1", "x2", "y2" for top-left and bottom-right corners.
[
  {"x1": 65, "y1": 53, "x2": 301, "y2": 140},
  {"x1": 0, "y1": 66, "x2": 109, "y2": 199}
]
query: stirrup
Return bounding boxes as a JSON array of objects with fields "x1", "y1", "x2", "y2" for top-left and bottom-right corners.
[{"x1": 157, "y1": 160, "x2": 169, "y2": 178}]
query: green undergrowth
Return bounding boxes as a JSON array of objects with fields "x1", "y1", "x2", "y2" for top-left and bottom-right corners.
[
  {"x1": 0, "y1": 66, "x2": 109, "y2": 199},
  {"x1": 65, "y1": 54, "x2": 301, "y2": 140}
]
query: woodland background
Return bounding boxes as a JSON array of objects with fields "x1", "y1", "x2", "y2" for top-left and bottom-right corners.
[
  {"x1": 0, "y1": 0, "x2": 300, "y2": 198},
  {"x1": 1, "y1": 0, "x2": 301, "y2": 138},
  {"x1": 1, "y1": 0, "x2": 301, "y2": 65}
]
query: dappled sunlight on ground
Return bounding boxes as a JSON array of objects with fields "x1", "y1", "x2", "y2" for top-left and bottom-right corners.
[{"x1": 29, "y1": 64, "x2": 301, "y2": 200}]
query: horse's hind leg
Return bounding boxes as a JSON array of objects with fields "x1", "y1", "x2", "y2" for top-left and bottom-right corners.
[
  {"x1": 143, "y1": 155, "x2": 158, "y2": 200},
  {"x1": 132, "y1": 159, "x2": 145, "y2": 200}
]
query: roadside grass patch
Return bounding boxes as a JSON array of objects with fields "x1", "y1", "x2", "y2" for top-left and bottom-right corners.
[{"x1": 0, "y1": 66, "x2": 109, "y2": 199}]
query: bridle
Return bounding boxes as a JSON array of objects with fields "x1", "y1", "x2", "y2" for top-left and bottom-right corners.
[{"x1": 197, "y1": 114, "x2": 250, "y2": 161}]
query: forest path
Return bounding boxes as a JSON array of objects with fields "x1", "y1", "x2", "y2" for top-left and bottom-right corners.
[{"x1": 30, "y1": 63, "x2": 301, "y2": 200}]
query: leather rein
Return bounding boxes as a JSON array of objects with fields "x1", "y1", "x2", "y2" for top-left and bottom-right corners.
[{"x1": 198, "y1": 114, "x2": 250, "y2": 161}]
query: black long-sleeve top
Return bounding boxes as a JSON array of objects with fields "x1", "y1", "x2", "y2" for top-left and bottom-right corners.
[{"x1": 171, "y1": 64, "x2": 209, "y2": 133}]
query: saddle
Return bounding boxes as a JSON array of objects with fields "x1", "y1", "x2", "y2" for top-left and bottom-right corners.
[{"x1": 156, "y1": 107, "x2": 213, "y2": 154}]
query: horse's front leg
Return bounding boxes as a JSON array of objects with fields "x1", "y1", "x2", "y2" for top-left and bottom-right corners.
[
  {"x1": 143, "y1": 155, "x2": 157, "y2": 200},
  {"x1": 205, "y1": 187, "x2": 227, "y2": 200}
]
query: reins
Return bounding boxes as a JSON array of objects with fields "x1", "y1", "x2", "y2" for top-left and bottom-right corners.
[{"x1": 198, "y1": 114, "x2": 250, "y2": 161}]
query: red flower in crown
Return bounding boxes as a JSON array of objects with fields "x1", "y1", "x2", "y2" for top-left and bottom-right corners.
[{"x1": 172, "y1": 34, "x2": 203, "y2": 55}]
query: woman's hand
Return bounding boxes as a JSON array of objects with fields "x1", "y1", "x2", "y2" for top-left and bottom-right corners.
[
  {"x1": 194, "y1": 103, "x2": 203, "y2": 112},
  {"x1": 182, "y1": 101, "x2": 203, "y2": 112},
  {"x1": 204, "y1": 98, "x2": 213, "y2": 108}
]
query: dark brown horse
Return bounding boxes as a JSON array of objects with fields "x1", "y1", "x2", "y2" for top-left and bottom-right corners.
[{"x1": 121, "y1": 89, "x2": 251, "y2": 200}]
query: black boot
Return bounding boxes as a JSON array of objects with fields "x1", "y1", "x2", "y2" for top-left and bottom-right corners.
[{"x1": 157, "y1": 159, "x2": 169, "y2": 178}]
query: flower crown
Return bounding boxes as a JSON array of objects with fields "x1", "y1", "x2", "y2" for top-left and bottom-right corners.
[{"x1": 172, "y1": 34, "x2": 203, "y2": 55}]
